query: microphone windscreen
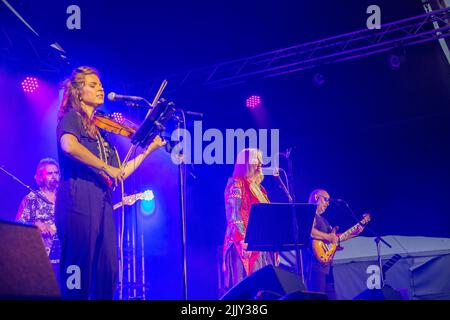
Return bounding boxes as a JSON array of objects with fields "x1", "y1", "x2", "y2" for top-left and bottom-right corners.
[
  {"x1": 107, "y1": 92, "x2": 116, "y2": 101},
  {"x1": 272, "y1": 167, "x2": 280, "y2": 176}
]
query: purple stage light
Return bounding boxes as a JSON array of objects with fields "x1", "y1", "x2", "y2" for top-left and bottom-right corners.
[
  {"x1": 21, "y1": 77, "x2": 39, "y2": 93},
  {"x1": 111, "y1": 112, "x2": 125, "y2": 124},
  {"x1": 246, "y1": 95, "x2": 261, "y2": 109}
]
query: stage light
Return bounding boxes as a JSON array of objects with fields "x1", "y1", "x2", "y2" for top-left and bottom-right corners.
[
  {"x1": 246, "y1": 95, "x2": 262, "y2": 109},
  {"x1": 21, "y1": 77, "x2": 39, "y2": 93},
  {"x1": 387, "y1": 48, "x2": 406, "y2": 71},
  {"x1": 140, "y1": 190, "x2": 156, "y2": 216},
  {"x1": 388, "y1": 54, "x2": 401, "y2": 71},
  {"x1": 313, "y1": 73, "x2": 326, "y2": 87},
  {"x1": 111, "y1": 112, "x2": 125, "y2": 124}
]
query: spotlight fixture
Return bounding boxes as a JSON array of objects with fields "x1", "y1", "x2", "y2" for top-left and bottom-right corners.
[
  {"x1": 312, "y1": 73, "x2": 326, "y2": 87},
  {"x1": 246, "y1": 95, "x2": 262, "y2": 109},
  {"x1": 21, "y1": 77, "x2": 39, "y2": 93}
]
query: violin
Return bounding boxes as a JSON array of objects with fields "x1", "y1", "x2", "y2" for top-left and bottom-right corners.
[
  {"x1": 92, "y1": 112, "x2": 139, "y2": 189},
  {"x1": 95, "y1": 80, "x2": 168, "y2": 139},
  {"x1": 91, "y1": 78, "x2": 169, "y2": 188},
  {"x1": 93, "y1": 112, "x2": 137, "y2": 138}
]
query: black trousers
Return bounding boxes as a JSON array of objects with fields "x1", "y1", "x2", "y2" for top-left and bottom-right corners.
[
  {"x1": 305, "y1": 264, "x2": 336, "y2": 300},
  {"x1": 56, "y1": 180, "x2": 118, "y2": 300},
  {"x1": 302, "y1": 249, "x2": 336, "y2": 300}
]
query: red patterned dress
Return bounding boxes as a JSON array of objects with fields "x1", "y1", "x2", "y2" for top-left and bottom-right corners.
[{"x1": 222, "y1": 176, "x2": 277, "y2": 292}]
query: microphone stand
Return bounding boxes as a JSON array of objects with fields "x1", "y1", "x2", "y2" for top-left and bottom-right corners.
[
  {"x1": 174, "y1": 109, "x2": 188, "y2": 300},
  {"x1": 170, "y1": 108, "x2": 201, "y2": 300},
  {"x1": 279, "y1": 150, "x2": 305, "y2": 285},
  {"x1": 276, "y1": 177, "x2": 292, "y2": 203},
  {"x1": 335, "y1": 199, "x2": 391, "y2": 288},
  {"x1": 0, "y1": 165, "x2": 52, "y2": 205}
]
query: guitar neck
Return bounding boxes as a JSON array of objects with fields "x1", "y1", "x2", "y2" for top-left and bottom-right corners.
[
  {"x1": 338, "y1": 222, "x2": 362, "y2": 243},
  {"x1": 113, "y1": 193, "x2": 143, "y2": 210},
  {"x1": 113, "y1": 196, "x2": 132, "y2": 210}
]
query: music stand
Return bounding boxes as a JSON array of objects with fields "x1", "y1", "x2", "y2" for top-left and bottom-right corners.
[
  {"x1": 245, "y1": 203, "x2": 316, "y2": 282},
  {"x1": 131, "y1": 98, "x2": 176, "y2": 148}
]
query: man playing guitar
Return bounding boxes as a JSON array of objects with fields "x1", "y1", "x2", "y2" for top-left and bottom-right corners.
[
  {"x1": 16, "y1": 158, "x2": 61, "y2": 278},
  {"x1": 303, "y1": 189, "x2": 370, "y2": 299}
]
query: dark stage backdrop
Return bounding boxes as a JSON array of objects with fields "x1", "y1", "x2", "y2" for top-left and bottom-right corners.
[{"x1": 0, "y1": 0, "x2": 449, "y2": 299}]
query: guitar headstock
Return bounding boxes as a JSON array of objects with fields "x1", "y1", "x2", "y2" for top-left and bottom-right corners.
[
  {"x1": 361, "y1": 213, "x2": 372, "y2": 225},
  {"x1": 124, "y1": 190, "x2": 154, "y2": 206},
  {"x1": 140, "y1": 190, "x2": 154, "y2": 201}
]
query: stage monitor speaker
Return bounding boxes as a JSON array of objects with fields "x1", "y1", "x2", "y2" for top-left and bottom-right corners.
[
  {"x1": 221, "y1": 265, "x2": 327, "y2": 300},
  {"x1": 0, "y1": 220, "x2": 60, "y2": 299},
  {"x1": 353, "y1": 285, "x2": 404, "y2": 300}
]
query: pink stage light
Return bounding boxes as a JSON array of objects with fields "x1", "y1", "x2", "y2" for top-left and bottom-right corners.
[
  {"x1": 111, "y1": 112, "x2": 125, "y2": 124},
  {"x1": 21, "y1": 77, "x2": 39, "y2": 93},
  {"x1": 246, "y1": 95, "x2": 261, "y2": 109}
]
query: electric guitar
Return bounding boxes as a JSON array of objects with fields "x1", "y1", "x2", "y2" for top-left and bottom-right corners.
[
  {"x1": 113, "y1": 190, "x2": 154, "y2": 210},
  {"x1": 312, "y1": 213, "x2": 371, "y2": 266}
]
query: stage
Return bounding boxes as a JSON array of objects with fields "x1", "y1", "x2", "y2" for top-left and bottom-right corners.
[{"x1": 1, "y1": 0, "x2": 449, "y2": 301}]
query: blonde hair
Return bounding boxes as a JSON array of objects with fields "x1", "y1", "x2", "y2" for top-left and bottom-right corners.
[
  {"x1": 58, "y1": 66, "x2": 100, "y2": 138},
  {"x1": 232, "y1": 148, "x2": 264, "y2": 183}
]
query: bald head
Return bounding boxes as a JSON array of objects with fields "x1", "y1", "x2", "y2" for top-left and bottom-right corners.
[{"x1": 309, "y1": 189, "x2": 330, "y2": 215}]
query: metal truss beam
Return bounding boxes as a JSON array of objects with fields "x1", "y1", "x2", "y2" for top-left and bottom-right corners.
[{"x1": 165, "y1": 7, "x2": 450, "y2": 89}]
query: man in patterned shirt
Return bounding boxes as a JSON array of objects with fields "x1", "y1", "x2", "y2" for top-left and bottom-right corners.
[{"x1": 16, "y1": 158, "x2": 60, "y2": 264}]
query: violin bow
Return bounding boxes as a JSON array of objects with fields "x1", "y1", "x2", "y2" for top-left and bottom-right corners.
[{"x1": 122, "y1": 79, "x2": 168, "y2": 166}]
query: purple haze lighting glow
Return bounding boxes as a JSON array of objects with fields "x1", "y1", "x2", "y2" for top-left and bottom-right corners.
[
  {"x1": 21, "y1": 77, "x2": 39, "y2": 93},
  {"x1": 246, "y1": 95, "x2": 261, "y2": 109},
  {"x1": 111, "y1": 112, "x2": 125, "y2": 124}
]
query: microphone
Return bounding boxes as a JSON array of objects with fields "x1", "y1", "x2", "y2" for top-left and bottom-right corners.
[
  {"x1": 107, "y1": 92, "x2": 146, "y2": 103},
  {"x1": 273, "y1": 167, "x2": 289, "y2": 178},
  {"x1": 329, "y1": 198, "x2": 345, "y2": 203},
  {"x1": 329, "y1": 198, "x2": 353, "y2": 212},
  {"x1": 185, "y1": 111, "x2": 203, "y2": 118}
]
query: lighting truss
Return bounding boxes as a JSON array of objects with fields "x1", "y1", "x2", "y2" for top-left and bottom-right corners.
[{"x1": 165, "y1": 7, "x2": 450, "y2": 89}]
